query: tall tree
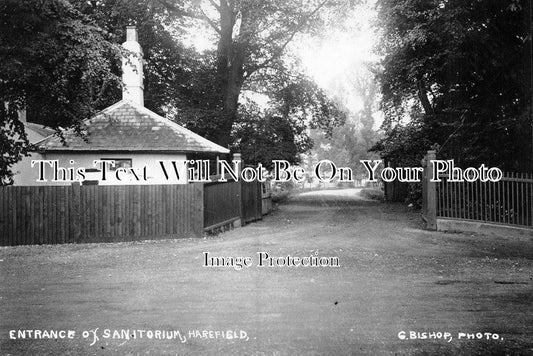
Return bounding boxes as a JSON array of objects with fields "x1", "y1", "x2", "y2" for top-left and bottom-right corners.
[
  {"x1": 374, "y1": 0, "x2": 532, "y2": 172},
  {"x1": 0, "y1": 0, "x2": 123, "y2": 184},
  {"x1": 160, "y1": 0, "x2": 352, "y2": 147},
  {"x1": 308, "y1": 75, "x2": 381, "y2": 177},
  {"x1": 1, "y1": 0, "x2": 351, "y2": 182},
  {"x1": 232, "y1": 70, "x2": 345, "y2": 168}
]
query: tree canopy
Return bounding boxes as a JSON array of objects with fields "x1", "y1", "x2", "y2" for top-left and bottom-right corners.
[
  {"x1": 307, "y1": 71, "x2": 381, "y2": 177},
  {"x1": 0, "y1": 0, "x2": 122, "y2": 184},
  {"x1": 0, "y1": 0, "x2": 353, "y2": 183},
  {"x1": 158, "y1": 0, "x2": 351, "y2": 153},
  {"x1": 374, "y1": 0, "x2": 533, "y2": 172}
]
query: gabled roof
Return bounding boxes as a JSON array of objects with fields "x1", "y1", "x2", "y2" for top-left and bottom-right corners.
[
  {"x1": 35, "y1": 100, "x2": 229, "y2": 154},
  {"x1": 25, "y1": 122, "x2": 55, "y2": 142}
]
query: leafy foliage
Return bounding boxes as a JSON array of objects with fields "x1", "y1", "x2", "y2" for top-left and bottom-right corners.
[
  {"x1": 308, "y1": 70, "x2": 381, "y2": 177},
  {"x1": 0, "y1": 105, "x2": 27, "y2": 185},
  {"x1": 0, "y1": 0, "x2": 123, "y2": 128},
  {"x1": 161, "y1": 0, "x2": 353, "y2": 148},
  {"x1": 1, "y1": 0, "x2": 352, "y2": 183},
  {"x1": 232, "y1": 109, "x2": 311, "y2": 169},
  {"x1": 0, "y1": 0, "x2": 124, "y2": 184},
  {"x1": 231, "y1": 67, "x2": 347, "y2": 169},
  {"x1": 374, "y1": 0, "x2": 532, "y2": 172}
]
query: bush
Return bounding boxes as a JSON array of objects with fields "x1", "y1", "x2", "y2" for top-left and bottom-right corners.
[
  {"x1": 360, "y1": 188, "x2": 384, "y2": 201},
  {"x1": 407, "y1": 182, "x2": 422, "y2": 208},
  {"x1": 271, "y1": 190, "x2": 290, "y2": 203}
]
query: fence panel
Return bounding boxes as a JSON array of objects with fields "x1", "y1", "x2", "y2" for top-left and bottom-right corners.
[
  {"x1": 436, "y1": 172, "x2": 533, "y2": 228},
  {"x1": 0, "y1": 184, "x2": 203, "y2": 246},
  {"x1": 261, "y1": 181, "x2": 272, "y2": 215},
  {"x1": 241, "y1": 180, "x2": 262, "y2": 223},
  {"x1": 203, "y1": 181, "x2": 241, "y2": 230}
]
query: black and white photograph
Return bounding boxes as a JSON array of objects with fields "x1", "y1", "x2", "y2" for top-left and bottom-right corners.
[{"x1": 1, "y1": 0, "x2": 532, "y2": 354}]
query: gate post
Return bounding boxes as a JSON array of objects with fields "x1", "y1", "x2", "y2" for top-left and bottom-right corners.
[{"x1": 425, "y1": 150, "x2": 437, "y2": 230}]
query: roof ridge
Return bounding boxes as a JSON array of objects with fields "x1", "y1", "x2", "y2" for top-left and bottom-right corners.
[
  {"x1": 125, "y1": 101, "x2": 229, "y2": 153},
  {"x1": 33, "y1": 100, "x2": 130, "y2": 146},
  {"x1": 34, "y1": 100, "x2": 230, "y2": 154}
]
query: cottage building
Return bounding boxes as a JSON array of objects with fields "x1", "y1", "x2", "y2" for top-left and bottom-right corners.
[{"x1": 12, "y1": 26, "x2": 229, "y2": 186}]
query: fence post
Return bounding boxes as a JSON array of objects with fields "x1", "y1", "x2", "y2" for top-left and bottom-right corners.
[
  {"x1": 425, "y1": 150, "x2": 437, "y2": 230},
  {"x1": 194, "y1": 183, "x2": 204, "y2": 237},
  {"x1": 233, "y1": 153, "x2": 242, "y2": 174},
  {"x1": 234, "y1": 153, "x2": 243, "y2": 227},
  {"x1": 383, "y1": 158, "x2": 390, "y2": 200}
]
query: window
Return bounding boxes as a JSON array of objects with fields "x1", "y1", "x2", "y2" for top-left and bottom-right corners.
[{"x1": 100, "y1": 158, "x2": 132, "y2": 171}]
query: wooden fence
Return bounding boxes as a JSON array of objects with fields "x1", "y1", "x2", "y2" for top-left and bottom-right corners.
[
  {"x1": 203, "y1": 180, "x2": 241, "y2": 231},
  {"x1": 1, "y1": 178, "x2": 272, "y2": 246},
  {"x1": 383, "y1": 161, "x2": 409, "y2": 202},
  {"x1": 203, "y1": 180, "x2": 269, "y2": 231},
  {"x1": 262, "y1": 181, "x2": 272, "y2": 215},
  {"x1": 422, "y1": 150, "x2": 533, "y2": 230},
  {"x1": 241, "y1": 180, "x2": 263, "y2": 224},
  {"x1": 0, "y1": 184, "x2": 203, "y2": 246}
]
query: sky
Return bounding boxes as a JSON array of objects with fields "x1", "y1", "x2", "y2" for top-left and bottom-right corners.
[{"x1": 293, "y1": 3, "x2": 380, "y2": 114}]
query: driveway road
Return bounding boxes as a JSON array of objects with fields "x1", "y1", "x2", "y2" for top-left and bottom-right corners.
[{"x1": 1, "y1": 188, "x2": 532, "y2": 355}]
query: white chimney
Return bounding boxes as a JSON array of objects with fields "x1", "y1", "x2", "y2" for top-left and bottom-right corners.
[
  {"x1": 18, "y1": 108, "x2": 27, "y2": 123},
  {"x1": 122, "y1": 26, "x2": 144, "y2": 106}
]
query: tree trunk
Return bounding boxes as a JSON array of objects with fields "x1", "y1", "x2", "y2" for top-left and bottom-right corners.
[
  {"x1": 214, "y1": 0, "x2": 246, "y2": 148},
  {"x1": 416, "y1": 78, "x2": 434, "y2": 116}
]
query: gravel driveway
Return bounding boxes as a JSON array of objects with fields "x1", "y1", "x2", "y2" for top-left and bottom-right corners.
[{"x1": 1, "y1": 188, "x2": 532, "y2": 355}]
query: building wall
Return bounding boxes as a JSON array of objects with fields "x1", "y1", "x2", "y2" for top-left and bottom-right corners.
[
  {"x1": 12, "y1": 152, "x2": 190, "y2": 186},
  {"x1": 11, "y1": 152, "x2": 43, "y2": 186},
  {"x1": 8, "y1": 125, "x2": 51, "y2": 185}
]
